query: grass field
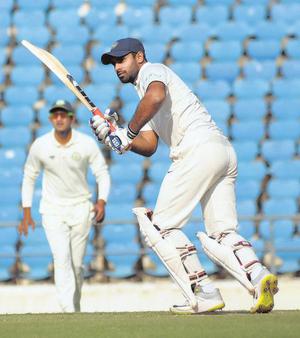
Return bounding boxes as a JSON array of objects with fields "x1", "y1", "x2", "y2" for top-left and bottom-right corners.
[{"x1": 0, "y1": 311, "x2": 299, "y2": 338}]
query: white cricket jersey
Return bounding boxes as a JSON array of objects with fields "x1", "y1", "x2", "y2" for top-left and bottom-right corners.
[
  {"x1": 22, "y1": 129, "x2": 110, "y2": 213},
  {"x1": 134, "y1": 62, "x2": 222, "y2": 149}
]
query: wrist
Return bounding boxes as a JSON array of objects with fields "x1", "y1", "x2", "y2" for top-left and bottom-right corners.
[{"x1": 127, "y1": 124, "x2": 139, "y2": 140}]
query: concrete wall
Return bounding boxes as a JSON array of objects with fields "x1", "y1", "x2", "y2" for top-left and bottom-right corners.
[{"x1": 0, "y1": 277, "x2": 299, "y2": 314}]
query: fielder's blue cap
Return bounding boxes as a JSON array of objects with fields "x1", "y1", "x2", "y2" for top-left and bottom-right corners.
[
  {"x1": 49, "y1": 100, "x2": 74, "y2": 116},
  {"x1": 101, "y1": 37, "x2": 145, "y2": 65}
]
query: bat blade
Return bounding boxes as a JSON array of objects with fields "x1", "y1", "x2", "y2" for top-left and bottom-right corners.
[{"x1": 21, "y1": 39, "x2": 109, "y2": 123}]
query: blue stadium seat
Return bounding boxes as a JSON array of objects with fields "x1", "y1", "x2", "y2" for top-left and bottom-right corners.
[
  {"x1": 0, "y1": 245, "x2": 16, "y2": 281},
  {"x1": 35, "y1": 125, "x2": 52, "y2": 138},
  {"x1": 233, "y1": 79, "x2": 270, "y2": 99},
  {"x1": 0, "y1": 148, "x2": 27, "y2": 167},
  {"x1": 131, "y1": 24, "x2": 175, "y2": 44},
  {"x1": 167, "y1": 0, "x2": 197, "y2": 5},
  {"x1": 268, "y1": 120, "x2": 300, "y2": 140},
  {"x1": 0, "y1": 29, "x2": 9, "y2": 47},
  {"x1": 55, "y1": 26, "x2": 90, "y2": 46},
  {"x1": 243, "y1": 60, "x2": 277, "y2": 80},
  {"x1": 43, "y1": 85, "x2": 76, "y2": 105},
  {"x1": 109, "y1": 184, "x2": 137, "y2": 204},
  {"x1": 237, "y1": 200, "x2": 257, "y2": 217},
  {"x1": 51, "y1": 0, "x2": 84, "y2": 9},
  {"x1": 110, "y1": 163, "x2": 143, "y2": 185},
  {"x1": 143, "y1": 43, "x2": 166, "y2": 63},
  {"x1": 0, "y1": 167, "x2": 23, "y2": 188},
  {"x1": 213, "y1": 21, "x2": 252, "y2": 41},
  {"x1": 102, "y1": 223, "x2": 138, "y2": 244},
  {"x1": 150, "y1": 142, "x2": 171, "y2": 163},
  {"x1": 269, "y1": 159, "x2": 300, "y2": 180},
  {"x1": 37, "y1": 106, "x2": 52, "y2": 126},
  {"x1": 275, "y1": 237, "x2": 300, "y2": 274},
  {"x1": 231, "y1": 121, "x2": 265, "y2": 141},
  {"x1": 0, "y1": 13, "x2": 10, "y2": 29},
  {"x1": 233, "y1": 99, "x2": 267, "y2": 121},
  {"x1": 121, "y1": 7, "x2": 154, "y2": 27},
  {"x1": 195, "y1": 5, "x2": 228, "y2": 25},
  {"x1": 51, "y1": 45, "x2": 85, "y2": 66},
  {"x1": 13, "y1": 10, "x2": 45, "y2": 28},
  {"x1": 1, "y1": 105, "x2": 35, "y2": 127},
  {"x1": 285, "y1": 39, "x2": 300, "y2": 59},
  {"x1": 0, "y1": 126, "x2": 31, "y2": 148},
  {"x1": 261, "y1": 140, "x2": 295, "y2": 162},
  {"x1": 267, "y1": 179, "x2": 300, "y2": 199},
  {"x1": 5, "y1": 86, "x2": 39, "y2": 106},
  {"x1": 205, "y1": 0, "x2": 235, "y2": 5},
  {"x1": 143, "y1": 182, "x2": 160, "y2": 204},
  {"x1": 119, "y1": 84, "x2": 139, "y2": 104},
  {"x1": 272, "y1": 79, "x2": 300, "y2": 98},
  {"x1": 208, "y1": 40, "x2": 242, "y2": 61},
  {"x1": 171, "y1": 42, "x2": 204, "y2": 62},
  {"x1": 236, "y1": 179, "x2": 261, "y2": 201},
  {"x1": 143, "y1": 249, "x2": 168, "y2": 277},
  {"x1": 82, "y1": 84, "x2": 116, "y2": 109},
  {"x1": 194, "y1": 80, "x2": 231, "y2": 100},
  {"x1": 205, "y1": 61, "x2": 240, "y2": 82},
  {"x1": 148, "y1": 162, "x2": 170, "y2": 183},
  {"x1": 20, "y1": 245, "x2": 52, "y2": 280},
  {"x1": 247, "y1": 39, "x2": 281, "y2": 60},
  {"x1": 170, "y1": 62, "x2": 201, "y2": 84},
  {"x1": 87, "y1": 0, "x2": 120, "y2": 8},
  {"x1": 11, "y1": 46, "x2": 38, "y2": 66},
  {"x1": 17, "y1": 0, "x2": 50, "y2": 11},
  {"x1": 0, "y1": 0, "x2": 14, "y2": 11},
  {"x1": 177, "y1": 23, "x2": 213, "y2": 43},
  {"x1": 238, "y1": 220, "x2": 256, "y2": 239},
  {"x1": 21, "y1": 226, "x2": 49, "y2": 247},
  {"x1": 259, "y1": 219, "x2": 295, "y2": 241},
  {"x1": 0, "y1": 47, "x2": 6, "y2": 65},
  {"x1": 281, "y1": 60, "x2": 300, "y2": 79},
  {"x1": 93, "y1": 25, "x2": 130, "y2": 45},
  {"x1": 110, "y1": 149, "x2": 146, "y2": 165},
  {"x1": 48, "y1": 9, "x2": 82, "y2": 31},
  {"x1": 105, "y1": 203, "x2": 135, "y2": 223},
  {"x1": 232, "y1": 4, "x2": 265, "y2": 24},
  {"x1": 118, "y1": 102, "x2": 136, "y2": 122},
  {"x1": 10, "y1": 66, "x2": 45, "y2": 86},
  {"x1": 238, "y1": 161, "x2": 266, "y2": 180},
  {"x1": 15, "y1": 27, "x2": 51, "y2": 47},
  {"x1": 0, "y1": 227, "x2": 18, "y2": 246},
  {"x1": 89, "y1": 64, "x2": 118, "y2": 85},
  {"x1": 0, "y1": 205, "x2": 21, "y2": 223},
  {"x1": 263, "y1": 198, "x2": 298, "y2": 216},
  {"x1": 270, "y1": 3, "x2": 300, "y2": 24},
  {"x1": 0, "y1": 187, "x2": 21, "y2": 206},
  {"x1": 84, "y1": 8, "x2": 117, "y2": 30},
  {"x1": 241, "y1": 0, "x2": 269, "y2": 4},
  {"x1": 203, "y1": 100, "x2": 230, "y2": 124},
  {"x1": 232, "y1": 141, "x2": 258, "y2": 161},
  {"x1": 252, "y1": 21, "x2": 288, "y2": 40},
  {"x1": 159, "y1": 6, "x2": 192, "y2": 26}
]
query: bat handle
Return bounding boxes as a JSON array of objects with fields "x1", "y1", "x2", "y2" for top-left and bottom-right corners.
[{"x1": 92, "y1": 107, "x2": 116, "y2": 132}]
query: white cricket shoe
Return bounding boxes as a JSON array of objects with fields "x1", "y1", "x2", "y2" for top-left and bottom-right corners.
[
  {"x1": 251, "y1": 268, "x2": 279, "y2": 314},
  {"x1": 170, "y1": 288, "x2": 225, "y2": 315}
]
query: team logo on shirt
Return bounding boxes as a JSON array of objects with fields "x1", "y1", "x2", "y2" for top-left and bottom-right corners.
[{"x1": 71, "y1": 152, "x2": 81, "y2": 161}]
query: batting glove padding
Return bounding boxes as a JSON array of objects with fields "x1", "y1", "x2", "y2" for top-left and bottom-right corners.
[{"x1": 89, "y1": 109, "x2": 118, "y2": 143}]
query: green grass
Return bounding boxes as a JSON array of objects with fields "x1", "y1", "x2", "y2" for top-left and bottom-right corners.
[{"x1": 0, "y1": 311, "x2": 299, "y2": 338}]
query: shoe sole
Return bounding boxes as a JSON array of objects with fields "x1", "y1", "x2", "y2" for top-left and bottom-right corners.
[
  {"x1": 170, "y1": 302, "x2": 225, "y2": 315},
  {"x1": 250, "y1": 274, "x2": 279, "y2": 314}
]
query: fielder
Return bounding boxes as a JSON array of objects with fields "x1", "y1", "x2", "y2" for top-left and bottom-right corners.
[
  {"x1": 19, "y1": 100, "x2": 110, "y2": 312},
  {"x1": 90, "y1": 38, "x2": 278, "y2": 314}
]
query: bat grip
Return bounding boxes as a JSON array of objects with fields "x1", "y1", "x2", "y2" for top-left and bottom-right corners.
[{"x1": 92, "y1": 107, "x2": 116, "y2": 132}]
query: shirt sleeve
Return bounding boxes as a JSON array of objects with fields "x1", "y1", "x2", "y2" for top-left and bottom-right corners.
[
  {"x1": 141, "y1": 64, "x2": 168, "y2": 92},
  {"x1": 88, "y1": 139, "x2": 111, "y2": 202},
  {"x1": 21, "y1": 140, "x2": 42, "y2": 208}
]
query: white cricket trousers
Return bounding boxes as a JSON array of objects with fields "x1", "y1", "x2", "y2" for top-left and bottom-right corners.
[
  {"x1": 42, "y1": 201, "x2": 93, "y2": 312},
  {"x1": 152, "y1": 133, "x2": 238, "y2": 236}
]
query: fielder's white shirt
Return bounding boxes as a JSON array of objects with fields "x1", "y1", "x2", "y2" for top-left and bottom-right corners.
[
  {"x1": 22, "y1": 129, "x2": 110, "y2": 213},
  {"x1": 134, "y1": 62, "x2": 222, "y2": 149}
]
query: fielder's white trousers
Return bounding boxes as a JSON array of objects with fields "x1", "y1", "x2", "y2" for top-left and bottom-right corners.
[
  {"x1": 42, "y1": 201, "x2": 93, "y2": 312},
  {"x1": 152, "y1": 133, "x2": 238, "y2": 236}
]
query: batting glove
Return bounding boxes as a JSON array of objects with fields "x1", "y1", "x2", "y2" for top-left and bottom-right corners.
[
  {"x1": 107, "y1": 126, "x2": 138, "y2": 155},
  {"x1": 89, "y1": 108, "x2": 119, "y2": 144}
]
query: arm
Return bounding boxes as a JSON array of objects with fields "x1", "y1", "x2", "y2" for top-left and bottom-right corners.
[
  {"x1": 131, "y1": 130, "x2": 159, "y2": 157},
  {"x1": 128, "y1": 81, "x2": 166, "y2": 134},
  {"x1": 19, "y1": 142, "x2": 41, "y2": 235},
  {"x1": 88, "y1": 140, "x2": 111, "y2": 222}
]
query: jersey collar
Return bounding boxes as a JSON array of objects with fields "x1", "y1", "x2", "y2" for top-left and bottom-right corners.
[{"x1": 134, "y1": 62, "x2": 151, "y2": 86}]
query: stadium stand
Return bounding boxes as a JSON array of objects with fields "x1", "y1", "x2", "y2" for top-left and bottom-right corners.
[{"x1": 0, "y1": 0, "x2": 299, "y2": 283}]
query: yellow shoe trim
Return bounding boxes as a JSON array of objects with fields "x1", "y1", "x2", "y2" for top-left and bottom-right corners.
[{"x1": 250, "y1": 274, "x2": 278, "y2": 314}]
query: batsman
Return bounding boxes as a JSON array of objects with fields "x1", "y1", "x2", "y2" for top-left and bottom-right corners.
[{"x1": 90, "y1": 38, "x2": 278, "y2": 314}]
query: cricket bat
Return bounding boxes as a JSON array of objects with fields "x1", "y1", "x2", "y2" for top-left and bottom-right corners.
[{"x1": 21, "y1": 39, "x2": 116, "y2": 131}]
